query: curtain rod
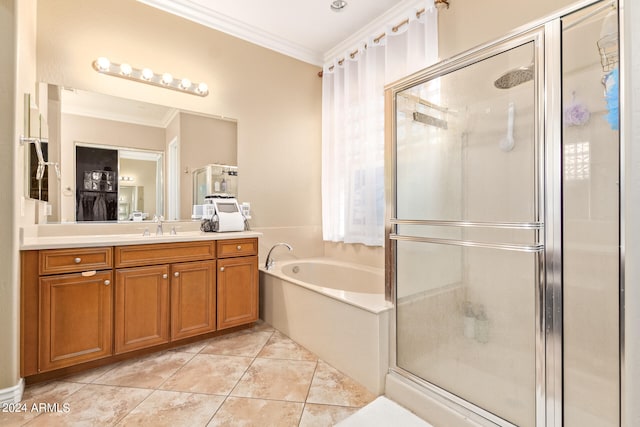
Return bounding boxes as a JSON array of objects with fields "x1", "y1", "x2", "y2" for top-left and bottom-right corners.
[{"x1": 318, "y1": 7, "x2": 426, "y2": 78}]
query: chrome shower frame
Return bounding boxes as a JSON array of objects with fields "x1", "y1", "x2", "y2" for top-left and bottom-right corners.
[{"x1": 384, "y1": 1, "x2": 620, "y2": 426}]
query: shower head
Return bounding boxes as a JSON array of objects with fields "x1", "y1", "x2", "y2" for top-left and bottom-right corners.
[{"x1": 494, "y1": 64, "x2": 534, "y2": 89}]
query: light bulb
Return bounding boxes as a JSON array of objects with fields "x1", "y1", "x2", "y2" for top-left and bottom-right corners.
[
  {"x1": 180, "y1": 78, "x2": 192, "y2": 89},
  {"x1": 141, "y1": 68, "x2": 154, "y2": 80},
  {"x1": 120, "y1": 63, "x2": 132, "y2": 76},
  {"x1": 197, "y1": 82, "x2": 209, "y2": 94},
  {"x1": 96, "y1": 57, "x2": 111, "y2": 71},
  {"x1": 161, "y1": 73, "x2": 173, "y2": 85}
]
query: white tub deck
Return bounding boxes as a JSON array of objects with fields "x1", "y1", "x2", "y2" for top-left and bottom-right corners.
[{"x1": 259, "y1": 258, "x2": 391, "y2": 394}]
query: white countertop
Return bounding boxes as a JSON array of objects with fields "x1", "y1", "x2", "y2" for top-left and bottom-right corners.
[{"x1": 20, "y1": 230, "x2": 262, "y2": 250}]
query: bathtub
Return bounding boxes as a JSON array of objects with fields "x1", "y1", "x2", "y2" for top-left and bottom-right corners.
[{"x1": 260, "y1": 258, "x2": 392, "y2": 394}]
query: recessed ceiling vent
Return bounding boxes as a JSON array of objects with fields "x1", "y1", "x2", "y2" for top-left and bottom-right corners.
[{"x1": 330, "y1": 0, "x2": 347, "y2": 12}]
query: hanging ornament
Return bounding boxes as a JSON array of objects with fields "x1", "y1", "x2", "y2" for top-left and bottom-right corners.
[{"x1": 563, "y1": 91, "x2": 591, "y2": 127}]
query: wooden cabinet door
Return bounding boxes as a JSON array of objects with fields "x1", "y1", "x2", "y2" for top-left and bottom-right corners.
[
  {"x1": 115, "y1": 265, "x2": 169, "y2": 354},
  {"x1": 39, "y1": 271, "x2": 113, "y2": 372},
  {"x1": 217, "y1": 255, "x2": 258, "y2": 330},
  {"x1": 171, "y1": 260, "x2": 217, "y2": 340}
]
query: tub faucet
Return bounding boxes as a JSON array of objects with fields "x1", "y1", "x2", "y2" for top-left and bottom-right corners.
[{"x1": 265, "y1": 242, "x2": 293, "y2": 270}]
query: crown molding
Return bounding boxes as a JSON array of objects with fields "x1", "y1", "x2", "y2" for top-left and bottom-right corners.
[
  {"x1": 323, "y1": 0, "x2": 431, "y2": 65},
  {"x1": 137, "y1": 0, "x2": 324, "y2": 66}
]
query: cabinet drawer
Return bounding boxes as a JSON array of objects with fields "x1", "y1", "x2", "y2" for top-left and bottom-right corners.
[
  {"x1": 39, "y1": 247, "x2": 113, "y2": 275},
  {"x1": 115, "y1": 241, "x2": 216, "y2": 268},
  {"x1": 217, "y1": 238, "x2": 258, "y2": 258}
]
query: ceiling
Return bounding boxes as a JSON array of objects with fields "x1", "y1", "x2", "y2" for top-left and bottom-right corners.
[
  {"x1": 61, "y1": 87, "x2": 177, "y2": 128},
  {"x1": 137, "y1": 0, "x2": 420, "y2": 66}
]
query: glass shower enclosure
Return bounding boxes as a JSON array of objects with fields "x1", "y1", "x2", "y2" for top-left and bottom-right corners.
[{"x1": 385, "y1": 1, "x2": 619, "y2": 426}]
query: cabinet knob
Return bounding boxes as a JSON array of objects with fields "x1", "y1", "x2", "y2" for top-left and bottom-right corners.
[
  {"x1": 74, "y1": 257, "x2": 82, "y2": 264},
  {"x1": 104, "y1": 280, "x2": 110, "y2": 286},
  {"x1": 237, "y1": 245, "x2": 242, "y2": 250},
  {"x1": 220, "y1": 267, "x2": 225, "y2": 272},
  {"x1": 174, "y1": 272, "x2": 180, "y2": 277},
  {"x1": 162, "y1": 274, "x2": 168, "y2": 279}
]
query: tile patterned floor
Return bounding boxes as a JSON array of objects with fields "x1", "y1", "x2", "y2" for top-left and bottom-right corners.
[{"x1": 2, "y1": 322, "x2": 376, "y2": 426}]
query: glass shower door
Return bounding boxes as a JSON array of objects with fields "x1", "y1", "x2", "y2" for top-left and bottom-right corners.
[
  {"x1": 561, "y1": 3, "x2": 620, "y2": 425},
  {"x1": 390, "y1": 39, "x2": 541, "y2": 427}
]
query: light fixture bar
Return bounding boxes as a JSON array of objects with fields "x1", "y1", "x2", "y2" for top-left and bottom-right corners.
[{"x1": 92, "y1": 57, "x2": 209, "y2": 97}]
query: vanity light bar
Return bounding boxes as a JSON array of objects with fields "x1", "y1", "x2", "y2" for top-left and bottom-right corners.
[{"x1": 92, "y1": 57, "x2": 209, "y2": 97}]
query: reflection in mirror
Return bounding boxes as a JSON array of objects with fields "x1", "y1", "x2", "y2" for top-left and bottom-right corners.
[
  {"x1": 119, "y1": 150, "x2": 163, "y2": 221},
  {"x1": 75, "y1": 144, "x2": 163, "y2": 222},
  {"x1": 39, "y1": 86, "x2": 237, "y2": 222},
  {"x1": 75, "y1": 145, "x2": 119, "y2": 221}
]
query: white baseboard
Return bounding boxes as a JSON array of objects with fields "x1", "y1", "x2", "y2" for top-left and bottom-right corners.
[{"x1": 0, "y1": 378, "x2": 25, "y2": 405}]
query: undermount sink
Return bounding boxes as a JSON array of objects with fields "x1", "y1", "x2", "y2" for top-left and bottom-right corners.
[{"x1": 138, "y1": 229, "x2": 202, "y2": 238}]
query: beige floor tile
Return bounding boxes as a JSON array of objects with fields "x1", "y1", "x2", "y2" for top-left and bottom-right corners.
[
  {"x1": 24, "y1": 384, "x2": 151, "y2": 427},
  {"x1": 116, "y1": 390, "x2": 225, "y2": 427},
  {"x1": 242, "y1": 320, "x2": 275, "y2": 333},
  {"x1": 231, "y1": 358, "x2": 317, "y2": 402},
  {"x1": 12, "y1": 325, "x2": 376, "y2": 427},
  {"x1": 207, "y1": 396, "x2": 303, "y2": 427},
  {"x1": 160, "y1": 354, "x2": 252, "y2": 395},
  {"x1": 258, "y1": 331, "x2": 318, "y2": 361},
  {"x1": 306, "y1": 361, "x2": 376, "y2": 407},
  {"x1": 61, "y1": 363, "x2": 121, "y2": 384},
  {"x1": 0, "y1": 381, "x2": 85, "y2": 427},
  {"x1": 169, "y1": 339, "x2": 211, "y2": 354},
  {"x1": 22, "y1": 380, "x2": 85, "y2": 404},
  {"x1": 299, "y1": 403, "x2": 360, "y2": 427},
  {"x1": 200, "y1": 331, "x2": 273, "y2": 357},
  {"x1": 93, "y1": 351, "x2": 194, "y2": 389}
]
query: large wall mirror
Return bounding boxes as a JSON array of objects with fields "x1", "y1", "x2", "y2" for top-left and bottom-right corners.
[{"x1": 27, "y1": 85, "x2": 238, "y2": 222}]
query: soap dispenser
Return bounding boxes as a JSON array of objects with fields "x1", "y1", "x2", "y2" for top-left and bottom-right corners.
[
  {"x1": 475, "y1": 304, "x2": 489, "y2": 344},
  {"x1": 463, "y1": 301, "x2": 475, "y2": 339},
  {"x1": 220, "y1": 178, "x2": 227, "y2": 193}
]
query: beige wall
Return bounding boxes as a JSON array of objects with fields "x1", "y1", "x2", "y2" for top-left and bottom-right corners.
[
  {"x1": 0, "y1": 0, "x2": 18, "y2": 393},
  {"x1": 2, "y1": 0, "x2": 38, "y2": 396},
  {"x1": 438, "y1": 0, "x2": 576, "y2": 59}
]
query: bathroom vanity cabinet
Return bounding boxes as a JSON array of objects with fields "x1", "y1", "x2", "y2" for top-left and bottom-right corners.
[
  {"x1": 21, "y1": 236, "x2": 258, "y2": 381},
  {"x1": 22, "y1": 247, "x2": 115, "y2": 373},
  {"x1": 216, "y1": 239, "x2": 259, "y2": 330},
  {"x1": 114, "y1": 241, "x2": 216, "y2": 353}
]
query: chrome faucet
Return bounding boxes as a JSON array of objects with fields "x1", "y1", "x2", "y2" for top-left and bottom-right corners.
[
  {"x1": 154, "y1": 215, "x2": 164, "y2": 236},
  {"x1": 265, "y1": 242, "x2": 293, "y2": 270}
]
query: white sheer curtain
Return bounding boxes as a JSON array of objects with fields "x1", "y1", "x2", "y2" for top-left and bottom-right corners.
[{"x1": 322, "y1": 1, "x2": 438, "y2": 246}]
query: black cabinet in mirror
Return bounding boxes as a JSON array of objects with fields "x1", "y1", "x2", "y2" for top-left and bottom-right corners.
[{"x1": 75, "y1": 146, "x2": 118, "y2": 221}]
